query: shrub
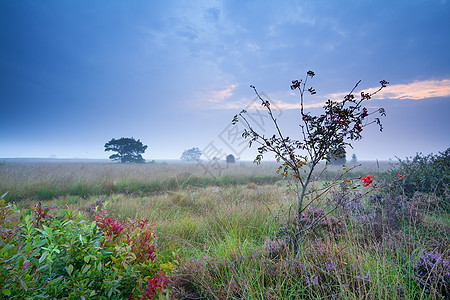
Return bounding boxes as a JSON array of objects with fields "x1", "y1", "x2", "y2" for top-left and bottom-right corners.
[
  {"x1": 381, "y1": 148, "x2": 449, "y2": 210},
  {"x1": 233, "y1": 70, "x2": 389, "y2": 256},
  {"x1": 413, "y1": 252, "x2": 449, "y2": 299},
  {"x1": 0, "y1": 194, "x2": 169, "y2": 299},
  {"x1": 171, "y1": 242, "x2": 373, "y2": 299}
]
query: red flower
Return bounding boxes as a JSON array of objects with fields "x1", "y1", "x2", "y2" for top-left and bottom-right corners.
[
  {"x1": 397, "y1": 174, "x2": 403, "y2": 178},
  {"x1": 362, "y1": 175, "x2": 373, "y2": 187}
]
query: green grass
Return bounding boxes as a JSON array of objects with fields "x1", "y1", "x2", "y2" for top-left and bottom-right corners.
[{"x1": 0, "y1": 161, "x2": 286, "y2": 202}]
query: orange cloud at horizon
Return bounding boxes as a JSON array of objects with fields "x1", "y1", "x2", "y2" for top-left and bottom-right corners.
[
  {"x1": 205, "y1": 79, "x2": 450, "y2": 111},
  {"x1": 206, "y1": 84, "x2": 238, "y2": 103},
  {"x1": 375, "y1": 79, "x2": 450, "y2": 100},
  {"x1": 328, "y1": 79, "x2": 450, "y2": 101}
]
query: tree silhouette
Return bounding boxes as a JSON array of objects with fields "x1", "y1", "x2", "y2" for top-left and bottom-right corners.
[
  {"x1": 226, "y1": 154, "x2": 236, "y2": 163},
  {"x1": 104, "y1": 137, "x2": 147, "y2": 163},
  {"x1": 180, "y1": 147, "x2": 202, "y2": 161}
]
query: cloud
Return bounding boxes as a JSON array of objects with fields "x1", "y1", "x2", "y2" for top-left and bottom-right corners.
[
  {"x1": 199, "y1": 84, "x2": 238, "y2": 103},
  {"x1": 204, "y1": 79, "x2": 450, "y2": 111},
  {"x1": 375, "y1": 79, "x2": 450, "y2": 100},
  {"x1": 327, "y1": 79, "x2": 450, "y2": 101}
]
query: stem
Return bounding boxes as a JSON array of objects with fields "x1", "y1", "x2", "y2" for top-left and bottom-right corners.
[{"x1": 293, "y1": 162, "x2": 317, "y2": 258}]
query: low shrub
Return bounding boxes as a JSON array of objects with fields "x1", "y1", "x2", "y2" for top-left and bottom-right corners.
[
  {"x1": 381, "y1": 148, "x2": 449, "y2": 211},
  {"x1": 171, "y1": 240, "x2": 374, "y2": 299},
  {"x1": 413, "y1": 252, "x2": 449, "y2": 299},
  {"x1": 0, "y1": 194, "x2": 170, "y2": 299}
]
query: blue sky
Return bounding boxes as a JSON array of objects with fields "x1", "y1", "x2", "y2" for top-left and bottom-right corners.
[{"x1": 1, "y1": 0, "x2": 449, "y2": 161}]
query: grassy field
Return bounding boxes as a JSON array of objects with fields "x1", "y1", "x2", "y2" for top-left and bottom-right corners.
[
  {"x1": 0, "y1": 160, "x2": 282, "y2": 201},
  {"x1": 1, "y1": 159, "x2": 448, "y2": 299},
  {"x1": 0, "y1": 159, "x2": 392, "y2": 202}
]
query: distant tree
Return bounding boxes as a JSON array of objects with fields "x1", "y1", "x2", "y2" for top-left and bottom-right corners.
[
  {"x1": 181, "y1": 147, "x2": 202, "y2": 161},
  {"x1": 226, "y1": 154, "x2": 236, "y2": 164},
  {"x1": 351, "y1": 154, "x2": 358, "y2": 164},
  {"x1": 326, "y1": 147, "x2": 347, "y2": 165},
  {"x1": 226, "y1": 154, "x2": 236, "y2": 163},
  {"x1": 104, "y1": 137, "x2": 147, "y2": 163}
]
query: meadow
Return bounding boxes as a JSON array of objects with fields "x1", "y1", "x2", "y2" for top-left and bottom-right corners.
[{"x1": 0, "y1": 158, "x2": 448, "y2": 299}]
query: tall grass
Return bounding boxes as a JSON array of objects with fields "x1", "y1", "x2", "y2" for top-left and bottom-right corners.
[
  {"x1": 0, "y1": 161, "x2": 285, "y2": 202},
  {"x1": 3, "y1": 160, "x2": 446, "y2": 299},
  {"x1": 0, "y1": 160, "x2": 393, "y2": 202}
]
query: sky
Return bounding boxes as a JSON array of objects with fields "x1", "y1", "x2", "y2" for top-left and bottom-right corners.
[{"x1": 1, "y1": 0, "x2": 449, "y2": 161}]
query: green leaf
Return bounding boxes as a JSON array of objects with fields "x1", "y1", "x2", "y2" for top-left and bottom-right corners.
[
  {"x1": 54, "y1": 276, "x2": 64, "y2": 284},
  {"x1": 66, "y1": 264, "x2": 74, "y2": 275},
  {"x1": 19, "y1": 278, "x2": 28, "y2": 291},
  {"x1": 42, "y1": 224, "x2": 50, "y2": 231},
  {"x1": 30, "y1": 248, "x2": 41, "y2": 258},
  {"x1": 84, "y1": 256, "x2": 90, "y2": 263},
  {"x1": 25, "y1": 244, "x2": 32, "y2": 252},
  {"x1": 34, "y1": 239, "x2": 47, "y2": 248},
  {"x1": 81, "y1": 264, "x2": 91, "y2": 274},
  {"x1": 36, "y1": 264, "x2": 49, "y2": 272},
  {"x1": 18, "y1": 256, "x2": 24, "y2": 269},
  {"x1": 1, "y1": 289, "x2": 11, "y2": 296},
  {"x1": 97, "y1": 261, "x2": 102, "y2": 272},
  {"x1": 39, "y1": 252, "x2": 48, "y2": 264},
  {"x1": 35, "y1": 228, "x2": 46, "y2": 236},
  {"x1": 8, "y1": 247, "x2": 16, "y2": 256}
]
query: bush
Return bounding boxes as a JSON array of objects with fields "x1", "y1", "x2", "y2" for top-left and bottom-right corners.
[
  {"x1": 0, "y1": 195, "x2": 170, "y2": 299},
  {"x1": 381, "y1": 148, "x2": 449, "y2": 211},
  {"x1": 413, "y1": 252, "x2": 449, "y2": 299}
]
